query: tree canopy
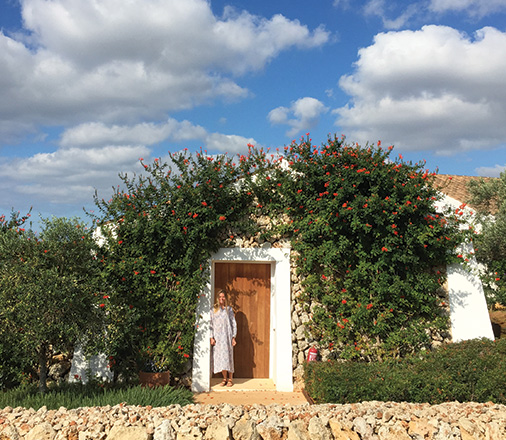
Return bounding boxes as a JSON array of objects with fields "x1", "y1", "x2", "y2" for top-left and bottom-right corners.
[
  {"x1": 468, "y1": 172, "x2": 506, "y2": 306},
  {"x1": 0, "y1": 217, "x2": 104, "y2": 392}
]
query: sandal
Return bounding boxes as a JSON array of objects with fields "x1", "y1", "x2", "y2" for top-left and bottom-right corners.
[
  {"x1": 227, "y1": 379, "x2": 233, "y2": 387},
  {"x1": 220, "y1": 379, "x2": 227, "y2": 386}
]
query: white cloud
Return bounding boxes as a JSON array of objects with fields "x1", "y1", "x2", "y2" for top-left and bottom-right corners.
[
  {"x1": 334, "y1": 25, "x2": 506, "y2": 154},
  {"x1": 429, "y1": 0, "x2": 506, "y2": 17},
  {"x1": 60, "y1": 119, "x2": 207, "y2": 149},
  {"x1": 0, "y1": 0, "x2": 330, "y2": 141},
  {"x1": 0, "y1": 145, "x2": 149, "y2": 205},
  {"x1": 204, "y1": 133, "x2": 258, "y2": 154},
  {"x1": 268, "y1": 97, "x2": 328, "y2": 137},
  {"x1": 363, "y1": 0, "x2": 418, "y2": 30},
  {"x1": 475, "y1": 164, "x2": 505, "y2": 178}
]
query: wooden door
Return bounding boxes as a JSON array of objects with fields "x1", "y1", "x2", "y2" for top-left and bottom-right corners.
[{"x1": 214, "y1": 262, "x2": 271, "y2": 378}]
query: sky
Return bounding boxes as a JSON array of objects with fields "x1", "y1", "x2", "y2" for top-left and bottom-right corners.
[{"x1": 1, "y1": 0, "x2": 506, "y2": 230}]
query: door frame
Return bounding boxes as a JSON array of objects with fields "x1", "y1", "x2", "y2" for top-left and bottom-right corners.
[{"x1": 191, "y1": 247, "x2": 293, "y2": 392}]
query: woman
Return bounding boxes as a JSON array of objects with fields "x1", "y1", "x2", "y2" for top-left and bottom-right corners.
[{"x1": 210, "y1": 290, "x2": 237, "y2": 386}]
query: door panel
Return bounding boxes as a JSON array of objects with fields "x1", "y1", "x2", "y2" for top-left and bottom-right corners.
[{"x1": 214, "y1": 262, "x2": 271, "y2": 378}]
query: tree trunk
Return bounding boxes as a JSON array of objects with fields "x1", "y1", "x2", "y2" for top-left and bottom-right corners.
[{"x1": 38, "y1": 343, "x2": 49, "y2": 393}]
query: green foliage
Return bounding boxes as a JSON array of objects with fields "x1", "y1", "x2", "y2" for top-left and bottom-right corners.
[
  {"x1": 93, "y1": 135, "x2": 467, "y2": 376},
  {"x1": 467, "y1": 172, "x2": 506, "y2": 306},
  {"x1": 92, "y1": 150, "x2": 262, "y2": 378},
  {"x1": 0, "y1": 217, "x2": 104, "y2": 392},
  {"x1": 255, "y1": 135, "x2": 468, "y2": 359},
  {"x1": 304, "y1": 338, "x2": 506, "y2": 404},
  {"x1": 0, "y1": 381, "x2": 193, "y2": 410}
]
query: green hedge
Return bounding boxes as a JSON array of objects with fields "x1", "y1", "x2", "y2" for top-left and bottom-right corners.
[{"x1": 304, "y1": 338, "x2": 506, "y2": 404}]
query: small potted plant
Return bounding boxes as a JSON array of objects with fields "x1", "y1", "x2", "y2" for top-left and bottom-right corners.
[{"x1": 138, "y1": 349, "x2": 171, "y2": 388}]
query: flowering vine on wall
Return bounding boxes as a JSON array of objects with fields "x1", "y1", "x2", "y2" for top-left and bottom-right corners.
[{"x1": 93, "y1": 135, "x2": 471, "y2": 378}]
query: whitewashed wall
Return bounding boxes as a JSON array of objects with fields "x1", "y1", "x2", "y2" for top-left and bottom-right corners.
[{"x1": 435, "y1": 194, "x2": 494, "y2": 342}]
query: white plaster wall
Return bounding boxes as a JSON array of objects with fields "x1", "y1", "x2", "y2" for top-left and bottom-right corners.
[
  {"x1": 191, "y1": 247, "x2": 293, "y2": 392},
  {"x1": 447, "y1": 244, "x2": 494, "y2": 342},
  {"x1": 69, "y1": 346, "x2": 113, "y2": 384},
  {"x1": 436, "y1": 194, "x2": 494, "y2": 342}
]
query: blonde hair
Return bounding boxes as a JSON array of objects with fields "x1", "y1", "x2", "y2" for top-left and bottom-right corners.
[{"x1": 213, "y1": 290, "x2": 228, "y2": 312}]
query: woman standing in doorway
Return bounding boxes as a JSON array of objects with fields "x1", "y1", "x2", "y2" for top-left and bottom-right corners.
[{"x1": 210, "y1": 290, "x2": 237, "y2": 386}]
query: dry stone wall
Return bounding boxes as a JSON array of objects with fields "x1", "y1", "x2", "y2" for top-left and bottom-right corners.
[{"x1": 1, "y1": 401, "x2": 506, "y2": 440}]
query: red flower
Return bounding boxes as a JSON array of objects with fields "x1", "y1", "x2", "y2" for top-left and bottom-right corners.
[
  {"x1": 219, "y1": 216, "x2": 226, "y2": 221},
  {"x1": 103, "y1": 295, "x2": 109, "y2": 299},
  {"x1": 150, "y1": 270, "x2": 156, "y2": 274},
  {"x1": 183, "y1": 354, "x2": 189, "y2": 358},
  {"x1": 118, "y1": 240, "x2": 123, "y2": 244},
  {"x1": 99, "y1": 303, "x2": 105, "y2": 308},
  {"x1": 381, "y1": 247, "x2": 388, "y2": 252},
  {"x1": 342, "y1": 299, "x2": 347, "y2": 304},
  {"x1": 202, "y1": 201, "x2": 207, "y2": 206},
  {"x1": 366, "y1": 303, "x2": 373, "y2": 310}
]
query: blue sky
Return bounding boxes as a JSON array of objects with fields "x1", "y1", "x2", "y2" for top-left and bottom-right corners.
[{"x1": 1, "y1": 0, "x2": 506, "y2": 229}]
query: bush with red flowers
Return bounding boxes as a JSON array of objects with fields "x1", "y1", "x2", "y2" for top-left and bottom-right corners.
[
  {"x1": 93, "y1": 135, "x2": 470, "y2": 379},
  {"x1": 253, "y1": 135, "x2": 470, "y2": 360}
]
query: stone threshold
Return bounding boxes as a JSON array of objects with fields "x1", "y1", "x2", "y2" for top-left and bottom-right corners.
[{"x1": 210, "y1": 378, "x2": 276, "y2": 392}]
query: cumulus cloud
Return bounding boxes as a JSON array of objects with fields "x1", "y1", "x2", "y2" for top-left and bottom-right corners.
[
  {"x1": 0, "y1": 116, "x2": 259, "y2": 210},
  {"x1": 334, "y1": 25, "x2": 506, "y2": 154},
  {"x1": 475, "y1": 163, "x2": 505, "y2": 178},
  {"x1": 0, "y1": 145, "x2": 149, "y2": 205},
  {"x1": 428, "y1": 0, "x2": 506, "y2": 17},
  {"x1": 60, "y1": 119, "x2": 207, "y2": 149},
  {"x1": 204, "y1": 133, "x2": 257, "y2": 153},
  {"x1": 364, "y1": 0, "x2": 418, "y2": 30},
  {"x1": 0, "y1": 0, "x2": 329, "y2": 141},
  {"x1": 268, "y1": 97, "x2": 329, "y2": 137}
]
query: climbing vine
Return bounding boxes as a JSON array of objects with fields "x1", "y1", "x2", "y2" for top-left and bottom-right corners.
[
  {"x1": 94, "y1": 135, "x2": 470, "y2": 377},
  {"x1": 254, "y1": 135, "x2": 470, "y2": 359}
]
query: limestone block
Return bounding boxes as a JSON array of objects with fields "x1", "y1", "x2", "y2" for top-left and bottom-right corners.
[
  {"x1": 204, "y1": 421, "x2": 231, "y2": 439},
  {"x1": 256, "y1": 420, "x2": 284, "y2": 440},
  {"x1": 297, "y1": 351, "x2": 305, "y2": 365},
  {"x1": 106, "y1": 425, "x2": 149, "y2": 440},
  {"x1": 308, "y1": 417, "x2": 332, "y2": 440},
  {"x1": 154, "y1": 420, "x2": 175, "y2": 440},
  {"x1": 295, "y1": 325, "x2": 306, "y2": 340},
  {"x1": 232, "y1": 416, "x2": 259, "y2": 440},
  {"x1": 0, "y1": 425, "x2": 21, "y2": 440},
  {"x1": 377, "y1": 423, "x2": 411, "y2": 440},
  {"x1": 297, "y1": 340, "x2": 309, "y2": 351},
  {"x1": 408, "y1": 419, "x2": 437, "y2": 439},
  {"x1": 328, "y1": 419, "x2": 360, "y2": 440},
  {"x1": 175, "y1": 424, "x2": 203, "y2": 440},
  {"x1": 25, "y1": 423, "x2": 56, "y2": 440},
  {"x1": 286, "y1": 420, "x2": 308, "y2": 440}
]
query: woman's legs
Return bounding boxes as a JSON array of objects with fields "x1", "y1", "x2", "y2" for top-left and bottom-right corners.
[
  {"x1": 220, "y1": 370, "x2": 228, "y2": 386},
  {"x1": 227, "y1": 371, "x2": 233, "y2": 386}
]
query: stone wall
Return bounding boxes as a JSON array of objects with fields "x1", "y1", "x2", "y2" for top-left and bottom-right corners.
[{"x1": 1, "y1": 401, "x2": 505, "y2": 439}]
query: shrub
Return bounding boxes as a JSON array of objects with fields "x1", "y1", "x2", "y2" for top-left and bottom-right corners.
[
  {"x1": 92, "y1": 135, "x2": 468, "y2": 377},
  {"x1": 256, "y1": 135, "x2": 469, "y2": 359},
  {"x1": 304, "y1": 338, "x2": 506, "y2": 404}
]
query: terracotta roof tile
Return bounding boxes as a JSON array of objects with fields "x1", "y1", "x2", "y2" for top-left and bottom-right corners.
[{"x1": 431, "y1": 174, "x2": 499, "y2": 215}]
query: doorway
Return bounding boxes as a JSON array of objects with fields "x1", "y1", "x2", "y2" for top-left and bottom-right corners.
[{"x1": 214, "y1": 262, "x2": 271, "y2": 378}]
